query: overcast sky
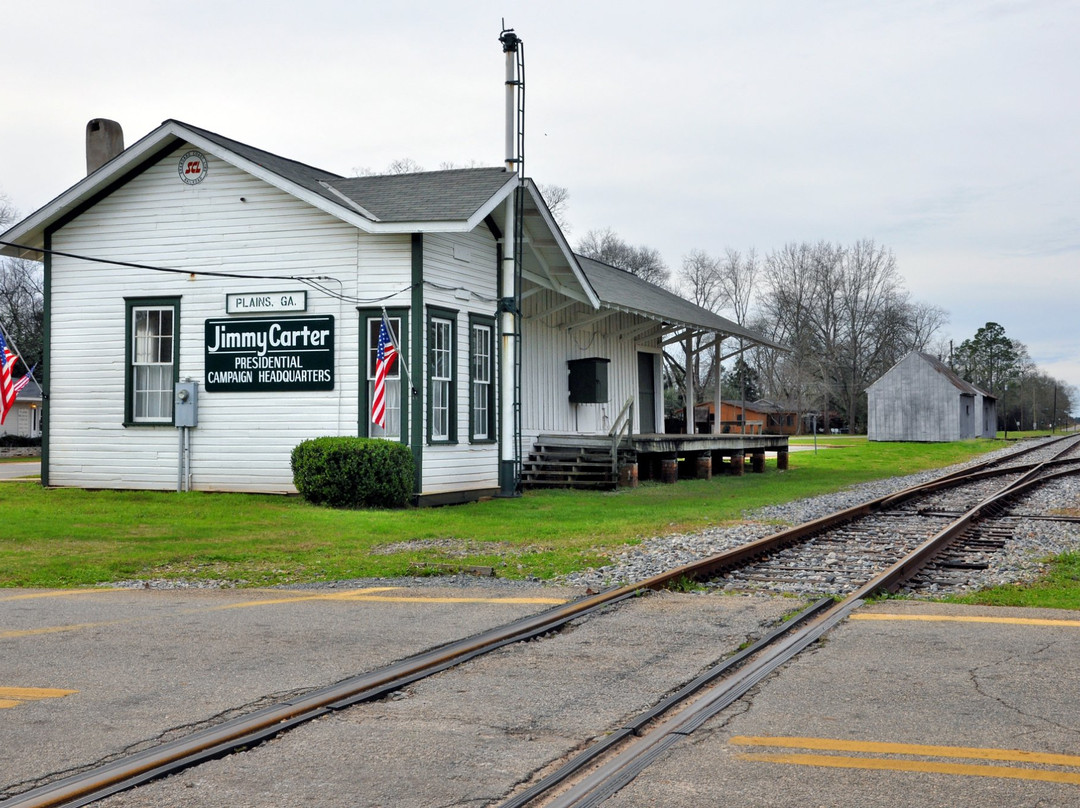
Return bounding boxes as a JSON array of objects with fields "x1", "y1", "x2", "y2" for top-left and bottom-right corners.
[{"x1": 4, "y1": 1, "x2": 1078, "y2": 391}]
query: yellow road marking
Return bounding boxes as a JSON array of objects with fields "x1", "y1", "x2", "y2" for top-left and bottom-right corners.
[
  {"x1": 2, "y1": 587, "x2": 568, "y2": 639},
  {"x1": 0, "y1": 687, "x2": 77, "y2": 710},
  {"x1": 851, "y1": 613, "x2": 1080, "y2": 628},
  {"x1": 0, "y1": 590, "x2": 122, "y2": 602},
  {"x1": 0, "y1": 621, "x2": 123, "y2": 639},
  {"x1": 731, "y1": 736, "x2": 1080, "y2": 786},
  {"x1": 207, "y1": 587, "x2": 401, "y2": 609},
  {"x1": 206, "y1": 588, "x2": 567, "y2": 609},
  {"x1": 335, "y1": 595, "x2": 569, "y2": 605},
  {"x1": 736, "y1": 752, "x2": 1080, "y2": 785},
  {"x1": 730, "y1": 736, "x2": 1080, "y2": 767},
  {"x1": 0, "y1": 687, "x2": 78, "y2": 701}
]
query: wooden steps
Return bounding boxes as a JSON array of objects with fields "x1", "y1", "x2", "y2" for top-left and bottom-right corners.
[{"x1": 522, "y1": 438, "x2": 636, "y2": 491}]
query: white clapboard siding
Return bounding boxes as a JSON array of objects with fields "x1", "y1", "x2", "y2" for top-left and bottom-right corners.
[
  {"x1": 519, "y1": 287, "x2": 659, "y2": 443},
  {"x1": 48, "y1": 145, "x2": 377, "y2": 492},
  {"x1": 417, "y1": 232, "x2": 500, "y2": 494}
]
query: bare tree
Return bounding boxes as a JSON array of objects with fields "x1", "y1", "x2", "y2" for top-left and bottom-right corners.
[
  {"x1": 0, "y1": 193, "x2": 43, "y2": 377},
  {"x1": 717, "y1": 248, "x2": 758, "y2": 326},
  {"x1": 351, "y1": 158, "x2": 427, "y2": 177},
  {"x1": 538, "y1": 184, "x2": 572, "y2": 233},
  {"x1": 717, "y1": 248, "x2": 761, "y2": 420},
  {"x1": 833, "y1": 239, "x2": 907, "y2": 432},
  {"x1": 0, "y1": 257, "x2": 43, "y2": 377},
  {"x1": 0, "y1": 191, "x2": 14, "y2": 228},
  {"x1": 676, "y1": 249, "x2": 723, "y2": 402},
  {"x1": 902, "y1": 300, "x2": 949, "y2": 354},
  {"x1": 577, "y1": 228, "x2": 669, "y2": 287}
]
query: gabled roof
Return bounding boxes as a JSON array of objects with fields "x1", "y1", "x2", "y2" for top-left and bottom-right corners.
[
  {"x1": 575, "y1": 255, "x2": 788, "y2": 350},
  {"x1": 0, "y1": 120, "x2": 522, "y2": 258},
  {"x1": 916, "y1": 352, "x2": 995, "y2": 399},
  {"x1": 868, "y1": 351, "x2": 997, "y2": 400},
  {"x1": 326, "y1": 168, "x2": 516, "y2": 223}
]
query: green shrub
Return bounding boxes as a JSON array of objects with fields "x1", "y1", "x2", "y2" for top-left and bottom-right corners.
[
  {"x1": 0, "y1": 435, "x2": 42, "y2": 448},
  {"x1": 291, "y1": 437, "x2": 414, "y2": 509}
]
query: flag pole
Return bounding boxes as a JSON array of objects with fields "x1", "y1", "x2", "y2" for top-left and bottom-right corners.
[
  {"x1": 381, "y1": 307, "x2": 414, "y2": 392},
  {"x1": 0, "y1": 319, "x2": 38, "y2": 385}
]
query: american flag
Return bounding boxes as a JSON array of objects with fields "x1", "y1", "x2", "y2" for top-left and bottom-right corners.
[
  {"x1": 13, "y1": 364, "x2": 36, "y2": 397},
  {"x1": 371, "y1": 316, "x2": 397, "y2": 429},
  {"x1": 0, "y1": 333, "x2": 14, "y2": 426}
]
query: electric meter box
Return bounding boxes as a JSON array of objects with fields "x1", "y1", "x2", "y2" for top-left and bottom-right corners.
[
  {"x1": 174, "y1": 381, "x2": 199, "y2": 427},
  {"x1": 567, "y1": 357, "x2": 610, "y2": 404}
]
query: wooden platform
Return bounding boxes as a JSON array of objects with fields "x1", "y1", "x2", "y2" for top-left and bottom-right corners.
[
  {"x1": 532, "y1": 432, "x2": 788, "y2": 454},
  {"x1": 523, "y1": 432, "x2": 790, "y2": 489}
]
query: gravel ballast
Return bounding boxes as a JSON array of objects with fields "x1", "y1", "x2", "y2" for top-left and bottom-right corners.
[{"x1": 562, "y1": 439, "x2": 1080, "y2": 595}]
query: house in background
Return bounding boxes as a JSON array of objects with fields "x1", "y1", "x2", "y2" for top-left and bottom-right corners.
[
  {"x1": 867, "y1": 351, "x2": 997, "y2": 442},
  {"x1": 749, "y1": 399, "x2": 802, "y2": 436},
  {"x1": 1, "y1": 115, "x2": 786, "y2": 500},
  {"x1": 686, "y1": 400, "x2": 770, "y2": 434},
  {"x1": 0, "y1": 377, "x2": 42, "y2": 439}
]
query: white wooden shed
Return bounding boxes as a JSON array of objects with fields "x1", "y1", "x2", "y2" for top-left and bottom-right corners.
[
  {"x1": 867, "y1": 351, "x2": 997, "y2": 442},
  {"x1": 0, "y1": 119, "x2": 783, "y2": 502}
]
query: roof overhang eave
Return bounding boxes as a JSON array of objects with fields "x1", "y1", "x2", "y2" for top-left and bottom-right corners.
[
  {"x1": 521, "y1": 179, "x2": 600, "y2": 309},
  {"x1": 601, "y1": 300, "x2": 788, "y2": 351}
]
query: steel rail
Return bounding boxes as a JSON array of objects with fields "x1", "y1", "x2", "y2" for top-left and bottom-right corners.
[
  {"x1": 513, "y1": 448, "x2": 1080, "y2": 807},
  {"x1": 497, "y1": 597, "x2": 835, "y2": 808},
  {"x1": 9, "y1": 437, "x2": 1075, "y2": 807},
  {"x1": 4, "y1": 588, "x2": 644, "y2": 808}
]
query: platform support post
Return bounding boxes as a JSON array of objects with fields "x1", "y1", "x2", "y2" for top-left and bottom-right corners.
[{"x1": 729, "y1": 451, "x2": 745, "y2": 476}]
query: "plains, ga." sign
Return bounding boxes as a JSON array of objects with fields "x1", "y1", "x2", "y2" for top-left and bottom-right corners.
[{"x1": 204, "y1": 315, "x2": 334, "y2": 392}]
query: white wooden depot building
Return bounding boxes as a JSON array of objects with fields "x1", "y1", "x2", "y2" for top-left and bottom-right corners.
[{"x1": 1, "y1": 119, "x2": 782, "y2": 502}]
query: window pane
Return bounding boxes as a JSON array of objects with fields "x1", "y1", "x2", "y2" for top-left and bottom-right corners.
[
  {"x1": 473, "y1": 381, "x2": 488, "y2": 439},
  {"x1": 471, "y1": 323, "x2": 491, "y2": 440},
  {"x1": 132, "y1": 306, "x2": 175, "y2": 422},
  {"x1": 369, "y1": 378, "x2": 401, "y2": 440},
  {"x1": 368, "y1": 317, "x2": 401, "y2": 380},
  {"x1": 433, "y1": 379, "x2": 449, "y2": 439},
  {"x1": 432, "y1": 320, "x2": 451, "y2": 380}
]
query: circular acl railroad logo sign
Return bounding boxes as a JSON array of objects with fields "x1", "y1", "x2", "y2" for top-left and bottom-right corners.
[{"x1": 178, "y1": 150, "x2": 208, "y2": 185}]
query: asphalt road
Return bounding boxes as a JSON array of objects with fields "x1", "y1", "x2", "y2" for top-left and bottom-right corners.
[
  {"x1": 0, "y1": 460, "x2": 39, "y2": 480},
  {"x1": 7, "y1": 583, "x2": 1079, "y2": 807}
]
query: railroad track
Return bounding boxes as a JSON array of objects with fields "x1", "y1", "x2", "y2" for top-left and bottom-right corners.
[{"x1": 8, "y1": 435, "x2": 1080, "y2": 808}]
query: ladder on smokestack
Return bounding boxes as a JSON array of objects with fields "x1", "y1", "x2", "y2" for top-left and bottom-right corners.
[{"x1": 500, "y1": 24, "x2": 526, "y2": 494}]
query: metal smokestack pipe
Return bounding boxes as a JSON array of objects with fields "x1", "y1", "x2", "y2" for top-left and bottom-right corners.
[
  {"x1": 497, "y1": 25, "x2": 522, "y2": 496},
  {"x1": 500, "y1": 27, "x2": 520, "y2": 172}
]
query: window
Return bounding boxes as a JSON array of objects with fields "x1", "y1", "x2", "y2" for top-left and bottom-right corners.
[
  {"x1": 427, "y1": 308, "x2": 457, "y2": 443},
  {"x1": 126, "y1": 298, "x2": 179, "y2": 424},
  {"x1": 470, "y1": 316, "x2": 495, "y2": 441},
  {"x1": 366, "y1": 315, "x2": 404, "y2": 440}
]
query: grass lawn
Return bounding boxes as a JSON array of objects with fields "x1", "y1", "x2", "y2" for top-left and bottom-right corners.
[
  {"x1": 0, "y1": 438, "x2": 1016, "y2": 589},
  {"x1": 943, "y1": 552, "x2": 1080, "y2": 610}
]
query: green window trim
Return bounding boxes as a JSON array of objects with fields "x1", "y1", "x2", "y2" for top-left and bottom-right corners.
[
  {"x1": 469, "y1": 313, "x2": 497, "y2": 443},
  {"x1": 427, "y1": 305, "x2": 458, "y2": 445},
  {"x1": 124, "y1": 297, "x2": 180, "y2": 426},
  {"x1": 358, "y1": 307, "x2": 410, "y2": 444}
]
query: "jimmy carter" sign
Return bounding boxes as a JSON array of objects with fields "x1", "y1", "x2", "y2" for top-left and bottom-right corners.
[{"x1": 204, "y1": 315, "x2": 334, "y2": 392}]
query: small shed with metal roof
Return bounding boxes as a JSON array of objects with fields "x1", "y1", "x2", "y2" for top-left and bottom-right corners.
[{"x1": 867, "y1": 351, "x2": 997, "y2": 442}]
